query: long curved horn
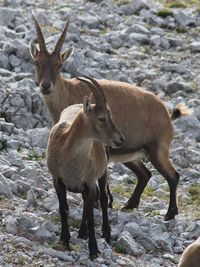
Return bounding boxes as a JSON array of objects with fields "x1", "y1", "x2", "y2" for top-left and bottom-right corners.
[
  {"x1": 32, "y1": 11, "x2": 47, "y2": 52},
  {"x1": 77, "y1": 76, "x2": 106, "y2": 107},
  {"x1": 82, "y1": 75, "x2": 106, "y2": 104},
  {"x1": 53, "y1": 17, "x2": 70, "y2": 54}
]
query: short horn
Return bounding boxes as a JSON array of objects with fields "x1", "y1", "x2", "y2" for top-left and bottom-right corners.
[
  {"x1": 32, "y1": 11, "x2": 47, "y2": 52},
  {"x1": 77, "y1": 76, "x2": 106, "y2": 107},
  {"x1": 53, "y1": 17, "x2": 70, "y2": 54}
]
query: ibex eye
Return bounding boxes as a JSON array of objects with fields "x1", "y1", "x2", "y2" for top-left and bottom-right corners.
[{"x1": 98, "y1": 117, "x2": 106, "y2": 123}]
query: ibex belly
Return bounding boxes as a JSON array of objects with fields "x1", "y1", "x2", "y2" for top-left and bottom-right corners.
[{"x1": 110, "y1": 149, "x2": 147, "y2": 163}]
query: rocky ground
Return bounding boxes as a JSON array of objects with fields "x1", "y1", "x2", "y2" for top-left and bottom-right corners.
[{"x1": 0, "y1": 0, "x2": 200, "y2": 266}]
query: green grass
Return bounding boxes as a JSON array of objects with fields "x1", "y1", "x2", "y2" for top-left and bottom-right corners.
[
  {"x1": 167, "y1": 1, "x2": 187, "y2": 8},
  {"x1": 68, "y1": 218, "x2": 81, "y2": 230},
  {"x1": 189, "y1": 184, "x2": 200, "y2": 206},
  {"x1": 20, "y1": 192, "x2": 27, "y2": 200},
  {"x1": 100, "y1": 27, "x2": 109, "y2": 35},
  {"x1": 115, "y1": 244, "x2": 126, "y2": 254},
  {"x1": 18, "y1": 256, "x2": 26, "y2": 265},
  {"x1": 111, "y1": 184, "x2": 135, "y2": 198},
  {"x1": 176, "y1": 27, "x2": 187, "y2": 33},
  {"x1": 159, "y1": 0, "x2": 200, "y2": 8},
  {"x1": 113, "y1": 0, "x2": 131, "y2": 5},
  {"x1": 28, "y1": 149, "x2": 45, "y2": 161},
  {"x1": 157, "y1": 9, "x2": 174, "y2": 18}
]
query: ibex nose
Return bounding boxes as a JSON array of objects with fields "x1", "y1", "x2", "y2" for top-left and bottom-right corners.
[
  {"x1": 41, "y1": 82, "x2": 51, "y2": 90},
  {"x1": 113, "y1": 134, "x2": 125, "y2": 148},
  {"x1": 40, "y1": 81, "x2": 52, "y2": 95}
]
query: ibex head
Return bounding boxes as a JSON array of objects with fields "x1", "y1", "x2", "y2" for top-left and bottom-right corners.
[
  {"x1": 29, "y1": 12, "x2": 74, "y2": 95},
  {"x1": 77, "y1": 76, "x2": 125, "y2": 148}
]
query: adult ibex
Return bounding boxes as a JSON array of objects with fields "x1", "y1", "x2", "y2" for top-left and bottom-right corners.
[
  {"x1": 30, "y1": 13, "x2": 192, "y2": 221},
  {"x1": 47, "y1": 77, "x2": 125, "y2": 259}
]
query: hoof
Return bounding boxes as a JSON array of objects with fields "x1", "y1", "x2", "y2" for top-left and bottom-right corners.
[
  {"x1": 121, "y1": 201, "x2": 139, "y2": 211},
  {"x1": 102, "y1": 227, "x2": 111, "y2": 244},
  {"x1": 90, "y1": 249, "x2": 100, "y2": 260},
  {"x1": 164, "y1": 208, "x2": 178, "y2": 221},
  {"x1": 77, "y1": 233, "x2": 88, "y2": 240}
]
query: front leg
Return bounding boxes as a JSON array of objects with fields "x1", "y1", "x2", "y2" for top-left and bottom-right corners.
[
  {"x1": 99, "y1": 172, "x2": 111, "y2": 244},
  {"x1": 54, "y1": 178, "x2": 70, "y2": 249},
  {"x1": 82, "y1": 183, "x2": 100, "y2": 260}
]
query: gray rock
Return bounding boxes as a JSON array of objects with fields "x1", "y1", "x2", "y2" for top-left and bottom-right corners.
[
  {"x1": 0, "y1": 173, "x2": 13, "y2": 198},
  {"x1": 149, "y1": 35, "x2": 161, "y2": 47},
  {"x1": 124, "y1": 222, "x2": 141, "y2": 238},
  {"x1": 27, "y1": 127, "x2": 50, "y2": 149},
  {"x1": 174, "y1": 10, "x2": 194, "y2": 27},
  {"x1": 0, "y1": 51, "x2": 9, "y2": 69},
  {"x1": 117, "y1": 231, "x2": 144, "y2": 256},
  {"x1": 161, "y1": 64, "x2": 190, "y2": 75},
  {"x1": 0, "y1": 8, "x2": 21, "y2": 27},
  {"x1": 129, "y1": 33, "x2": 149, "y2": 45},
  {"x1": 42, "y1": 192, "x2": 59, "y2": 212},
  {"x1": 165, "y1": 81, "x2": 193, "y2": 95},
  {"x1": 43, "y1": 248, "x2": 74, "y2": 262},
  {"x1": 31, "y1": 225, "x2": 55, "y2": 242},
  {"x1": 27, "y1": 189, "x2": 37, "y2": 206},
  {"x1": 119, "y1": 0, "x2": 150, "y2": 16},
  {"x1": 127, "y1": 24, "x2": 150, "y2": 35},
  {"x1": 189, "y1": 41, "x2": 200, "y2": 52},
  {"x1": 9, "y1": 55, "x2": 21, "y2": 68},
  {"x1": 78, "y1": 14, "x2": 101, "y2": 29},
  {"x1": 167, "y1": 37, "x2": 182, "y2": 48},
  {"x1": 5, "y1": 217, "x2": 18, "y2": 235}
]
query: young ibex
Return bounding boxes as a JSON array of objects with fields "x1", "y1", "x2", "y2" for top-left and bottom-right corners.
[
  {"x1": 30, "y1": 13, "x2": 192, "y2": 221},
  {"x1": 178, "y1": 237, "x2": 200, "y2": 267},
  {"x1": 46, "y1": 77, "x2": 125, "y2": 259}
]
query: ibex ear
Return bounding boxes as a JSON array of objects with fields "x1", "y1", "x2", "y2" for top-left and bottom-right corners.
[
  {"x1": 29, "y1": 40, "x2": 39, "y2": 60},
  {"x1": 61, "y1": 46, "x2": 74, "y2": 63},
  {"x1": 83, "y1": 95, "x2": 91, "y2": 113}
]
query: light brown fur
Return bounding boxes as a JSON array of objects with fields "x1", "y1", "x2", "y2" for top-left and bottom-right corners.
[
  {"x1": 178, "y1": 237, "x2": 200, "y2": 267},
  {"x1": 30, "y1": 15, "x2": 192, "y2": 220}
]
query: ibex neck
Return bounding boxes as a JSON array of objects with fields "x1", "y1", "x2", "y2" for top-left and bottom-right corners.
[
  {"x1": 44, "y1": 74, "x2": 70, "y2": 124},
  {"x1": 64, "y1": 114, "x2": 93, "y2": 165}
]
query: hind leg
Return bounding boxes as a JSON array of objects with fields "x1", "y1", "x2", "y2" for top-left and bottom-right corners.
[
  {"x1": 122, "y1": 161, "x2": 152, "y2": 210},
  {"x1": 149, "y1": 145, "x2": 179, "y2": 221}
]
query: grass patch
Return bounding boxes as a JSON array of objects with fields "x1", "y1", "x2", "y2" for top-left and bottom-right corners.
[
  {"x1": 68, "y1": 218, "x2": 81, "y2": 230},
  {"x1": 189, "y1": 184, "x2": 200, "y2": 206},
  {"x1": 20, "y1": 192, "x2": 27, "y2": 200},
  {"x1": 143, "y1": 186, "x2": 155, "y2": 197},
  {"x1": 28, "y1": 149, "x2": 45, "y2": 161},
  {"x1": 114, "y1": 0, "x2": 131, "y2": 5},
  {"x1": 18, "y1": 256, "x2": 26, "y2": 265},
  {"x1": 159, "y1": 0, "x2": 200, "y2": 8},
  {"x1": 112, "y1": 202, "x2": 122, "y2": 210},
  {"x1": 115, "y1": 244, "x2": 126, "y2": 254},
  {"x1": 51, "y1": 242, "x2": 66, "y2": 251},
  {"x1": 49, "y1": 215, "x2": 60, "y2": 224},
  {"x1": 51, "y1": 242, "x2": 80, "y2": 252},
  {"x1": 176, "y1": 27, "x2": 187, "y2": 33},
  {"x1": 157, "y1": 9, "x2": 174, "y2": 18},
  {"x1": 100, "y1": 27, "x2": 109, "y2": 35},
  {"x1": 167, "y1": 1, "x2": 187, "y2": 8},
  {"x1": 111, "y1": 184, "x2": 135, "y2": 198}
]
